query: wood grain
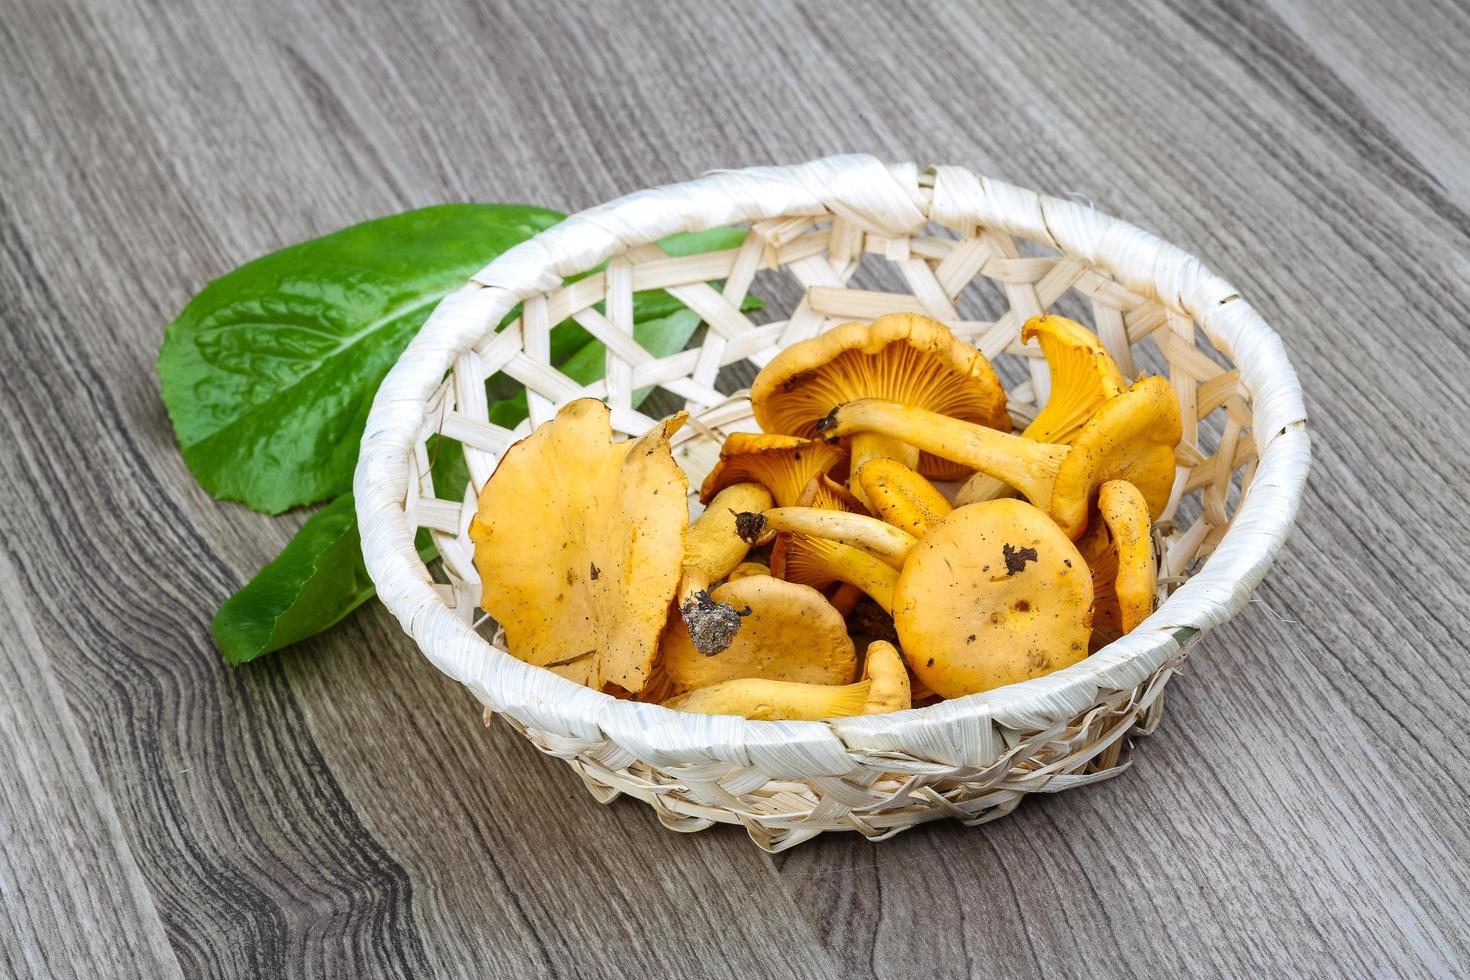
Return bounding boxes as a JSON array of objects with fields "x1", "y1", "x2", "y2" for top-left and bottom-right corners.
[{"x1": 1, "y1": 0, "x2": 1467, "y2": 976}]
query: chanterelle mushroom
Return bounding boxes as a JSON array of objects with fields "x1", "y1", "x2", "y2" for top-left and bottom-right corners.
[
  {"x1": 738, "y1": 507, "x2": 916, "y2": 568},
  {"x1": 856, "y1": 458, "x2": 953, "y2": 535},
  {"x1": 860, "y1": 641, "x2": 912, "y2": 714},
  {"x1": 1021, "y1": 314, "x2": 1129, "y2": 443},
  {"x1": 468, "y1": 399, "x2": 687, "y2": 693},
  {"x1": 1080, "y1": 480, "x2": 1156, "y2": 638},
  {"x1": 817, "y1": 375, "x2": 1181, "y2": 539},
  {"x1": 663, "y1": 636, "x2": 910, "y2": 720},
  {"x1": 750, "y1": 313, "x2": 1009, "y2": 505},
  {"x1": 699, "y1": 433, "x2": 847, "y2": 508},
  {"x1": 960, "y1": 313, "x2": 1128, "y2": 503},
  {"x1": 894, "y1": 498, "x2": 1093, "y2": 699},
  {"x1": 677, "y1": 482, "x2": 774, "y2": 655},
  {"x1": 660, "y1": 575, "x2": 856, "y2": 694}
]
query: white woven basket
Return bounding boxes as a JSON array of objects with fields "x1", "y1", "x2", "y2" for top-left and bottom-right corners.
[{"x1": 356, "y1": 156, "x2": 1309, "y2": 851}]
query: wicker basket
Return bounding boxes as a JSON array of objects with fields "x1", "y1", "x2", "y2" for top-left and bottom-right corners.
[{"x1": 356, "y1": 156, "x2": 1309, "y2": 851}]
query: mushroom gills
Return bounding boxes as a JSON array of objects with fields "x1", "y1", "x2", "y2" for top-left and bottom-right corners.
[
  {"x1": 748, "y1": 313, "x2": 1009, "y2": 505},
  {"x1": 699, "y1": 433, "x2": 847, "y2": 508},
  {"x1": 771, "y1": 532, "x2": 899, "y2": 614}
]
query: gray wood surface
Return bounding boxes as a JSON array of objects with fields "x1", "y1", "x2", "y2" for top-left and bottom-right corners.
[{"x1": 3, "y1": 0, "x2": 1468, "y2": 976}]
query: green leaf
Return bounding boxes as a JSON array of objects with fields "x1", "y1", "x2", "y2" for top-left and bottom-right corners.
[
  {"x1": 159, "y1": 204, "x2": 566, "y2": 515},
  {"x1": 209, "y1": 494, "x2": 427, "y2": 664},
  {"x1": 428, "y1": 434, "x2": 471, "y2": 501},
  {"x1": 160, "y1": 213, "x2": 756, "y2": 516}
]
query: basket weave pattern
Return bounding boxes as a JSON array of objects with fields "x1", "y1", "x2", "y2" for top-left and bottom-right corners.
[{"x1": 357, "y1": 157, "x2": 1309, "y2": 851}]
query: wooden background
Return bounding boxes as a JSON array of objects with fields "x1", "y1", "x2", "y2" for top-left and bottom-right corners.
[{"x1": 3, "y1": 0, "x2": 1468, "y2": 976}]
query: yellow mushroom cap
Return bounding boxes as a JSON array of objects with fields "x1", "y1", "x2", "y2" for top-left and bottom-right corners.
[
  {"x1": 699, "y1": 433, "x2": 848, "y2": 507},
  {"x1": 1021, "y1": 314, "x2": 1128, "y2": 444},
  {"x1": 1087, "y1": 480, "x2": 1157, "y2": 635},
  {"x1": 894, "y1": 499, "x2": 1093, "y2": 699},
  {"x1": 469, "y1": 399, "x2": 688, "y2": 693},
  {"x1": 660, "y1": 576, "x2": 857, "y2": 694},
  {"x1": 1049, "y1": 375, "x2": 1181, "y2": 539},
  {"x1": 750, "y1": 313, "x2": 1010, "y2": 480},
  {"x1": 857, "y1": 457, "x2": 953, "y2": 535}
]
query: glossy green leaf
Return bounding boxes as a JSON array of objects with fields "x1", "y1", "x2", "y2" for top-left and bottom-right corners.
[
  {"x1": 160, "y1": 213, "x2": 754, "y2": 516},
  {"x1": 159, "y1": 204, "x2": 566, "y2": 515},
  {"x1": 209, "y1": 494, "x2": 419, "y2": 663}
]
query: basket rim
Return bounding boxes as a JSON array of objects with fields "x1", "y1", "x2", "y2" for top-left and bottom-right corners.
[{"x1": 355, "y1": 155, "x2": 1310, "y2": 769}]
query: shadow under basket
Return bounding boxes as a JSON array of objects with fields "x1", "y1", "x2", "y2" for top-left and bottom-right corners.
[{"x1": 356, "y1": 156, "x2": 1309, "y2": 852}]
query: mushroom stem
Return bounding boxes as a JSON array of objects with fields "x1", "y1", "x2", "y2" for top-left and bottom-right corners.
[
  {"x1": 678, "y1": 482, "x2": 773, "y2": 654},
  {"x1": 820, "y1": 398, "x2": 1068, "y2": 513},
  {"x1": 954, "y1": 473, "x2": 1016, "y2": 505},
  {"x1": 849, "y1": 432, "x2": 920, "y2": 508},
  {"x1": 664, "y1": 639, "x2": 910, "y2": 719},
  {"x1": 781, "y1": 534, "x2": 899, "y2": 614},
  {"x1": 663, "y1": 676, "x2": 875, "y2": 720},
  {"x1": 749, "y1": 507, "x2": 916, "y2": 568},
  {"x1": 860, "y1": 641, "x2": 912, "y2": 713}
]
